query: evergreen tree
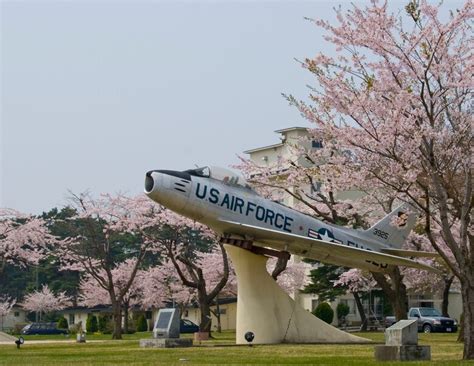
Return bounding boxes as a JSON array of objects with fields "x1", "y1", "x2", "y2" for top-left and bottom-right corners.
[{"x1": 303, "y1": 263, "x2": 347, "y2": 302}]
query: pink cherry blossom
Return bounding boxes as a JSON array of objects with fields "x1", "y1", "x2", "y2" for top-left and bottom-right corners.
[{"x1": 21, "y1": 285, "x2": 71, "y2": 319}]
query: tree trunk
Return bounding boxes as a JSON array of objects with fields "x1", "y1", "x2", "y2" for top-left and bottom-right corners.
[
  {"x1": 353, "y1": 292, "x2": 367, "y2": 331},
  {"x1": 271, "y1": 256, "x2": 289, "y2": 279},
  {"x1": 198, "y1": 298, "x2": 212, "y2": 333},
  {"x1": 372, "y1": 268, "x2": 408, "y2": 321},
  {"x1": 111, "y1": 302, "x2": 123, "y2": 340},
  {"x1": 215, "y1": 297, "x2": 221, "y2": 333},
  {"x1": 441, "y1": 275, "x2": 454, "y2": 317},
  {"x1": 460, "y1": 273, "x2": 474, "y2": 359},
  {"x1": 457, "y1": 313, "x2": 464, "y2": 343},
  {"x1": 123, "y1": 305, "x2": 129, "y2": 334}
]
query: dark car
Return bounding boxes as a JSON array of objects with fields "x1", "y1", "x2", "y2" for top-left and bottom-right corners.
[
  {"x1": 180, "y1": 319, "x2": 199, "y2": 334},
  {"x1": 21, "y1": 322, "x2": 68, "y2": 335}
]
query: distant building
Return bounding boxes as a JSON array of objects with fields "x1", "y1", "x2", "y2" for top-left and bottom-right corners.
[{"x1": 0, "y1": 305, "x2": 27, "y2": 332}]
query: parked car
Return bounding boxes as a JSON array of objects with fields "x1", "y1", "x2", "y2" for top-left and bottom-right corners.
[
  {"x1": 21, "y1": 322, "x2": 68, "y2": 335},
  {"x1": 385, "y1": 307, "x2": 458, "y2": 333},
  {"x1": 180, "y1": 319, "x2": 199, "y2": 333}
]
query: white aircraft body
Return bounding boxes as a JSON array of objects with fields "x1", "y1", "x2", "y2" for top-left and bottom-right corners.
[{"x1": 144, "y1": 166, "x2": 439, "y2": 274}]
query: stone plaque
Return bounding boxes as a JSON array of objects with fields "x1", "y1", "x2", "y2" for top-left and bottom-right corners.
[{"x1": 153, "y1": 308, "x2": 180, "y2": 339}]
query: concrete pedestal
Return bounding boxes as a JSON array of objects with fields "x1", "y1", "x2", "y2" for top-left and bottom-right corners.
[
  {"x1": 139, "y1": 338, "x2": 193, "y2": 348},
  {"x1": 224, "y1": 245, "x2": 371, "y2": 345},
  {"x1": 375, "y1": 345, "x2": 431, "y2": 361}
]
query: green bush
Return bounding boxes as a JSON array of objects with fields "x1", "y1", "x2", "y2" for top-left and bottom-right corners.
[
  {"x1": 313, "y1": 302, "x2": 334, "y2": 324},
  {"x1": 86, "y1": 314, "x2": 98, "y2": 333},
  {"x1": 98, "y1": 315, "x2": 108, "y2": 332},
  {"x1": 57, "y1": 317, "x2": 68, "y2": 329},
  {"x1": 336, "y1": 303, "x2": 350, "y2": 321},
  {"x1": 136, "y1": 314, "x2": 148, "y2": 332}
]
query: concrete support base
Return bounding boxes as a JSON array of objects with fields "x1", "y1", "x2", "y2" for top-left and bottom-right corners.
[
  {"x1": 224, "y1": 244, "x2": 371, "y2": 345},
  {"x1": 374, "y1": 345, "x2": 431, "y2": 361},
  {"x1": 139, "y1": 338, "x2": 193, "y2": 348}
]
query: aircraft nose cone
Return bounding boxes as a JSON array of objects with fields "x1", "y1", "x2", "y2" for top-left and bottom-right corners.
[{"x1": 144, "y1": 171, "x2": 161, "y2": 195}]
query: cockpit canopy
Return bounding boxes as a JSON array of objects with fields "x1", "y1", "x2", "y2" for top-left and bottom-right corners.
[{"x1": 186, "y1": 166, "x2": 251, "y2": 189}]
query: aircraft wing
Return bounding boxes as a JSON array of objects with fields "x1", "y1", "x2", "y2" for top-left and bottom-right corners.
[
  {"x1": 381, "y1": 249, "x2": 440, "y2": 258},
  {"x1": 218, "y1": 219, "x2": 442, "y2": 274}
]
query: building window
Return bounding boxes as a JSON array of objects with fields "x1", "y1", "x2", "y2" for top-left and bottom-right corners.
[
  {"x1": 219, "y1": 308, "x2": 227, "y2": 315},
  {"x1": 69, "y1": 314, "x2": 75, "y2": 325},
  {"x1": 312, "y1": 140, "x2": 323, "y2": 148},
  {"x1": 14, "y1": 311, "x2": 20, "y2": 317},
  {"x1": 310, "y1": 182, "x2": 322, "y2": 193}
]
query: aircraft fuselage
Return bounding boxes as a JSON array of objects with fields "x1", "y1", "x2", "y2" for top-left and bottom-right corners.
[{"x1": 145, "y1": 169, "x2": 394, "y2": 272}]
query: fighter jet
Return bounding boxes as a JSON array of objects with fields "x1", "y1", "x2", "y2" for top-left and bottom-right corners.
[{"x1": 144, "y1": 166, "x2": 440, "y2": 274}]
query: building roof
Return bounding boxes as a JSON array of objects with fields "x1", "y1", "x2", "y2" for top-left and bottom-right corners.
[
  {"x1": 243, "y1": 142, "x2": 284, "y2": 154},
  {"x1": 273, "y1": 127, "x2": 308, "y2": 134},
  {"x1": 244, "y1": 127, "x2": 310, "y2": 154}
]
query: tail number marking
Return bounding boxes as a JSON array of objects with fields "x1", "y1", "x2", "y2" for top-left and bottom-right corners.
[{"x1": 373, "y1": 228, "x2": 389, "y2": 240}]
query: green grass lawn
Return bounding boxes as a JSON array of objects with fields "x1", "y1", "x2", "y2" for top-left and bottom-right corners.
[{"x1": 1, "y1": 331, "x2": 472, "y2": 365}]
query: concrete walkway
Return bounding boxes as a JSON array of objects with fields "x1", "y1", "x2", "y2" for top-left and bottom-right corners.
[
  {"x1": 0, "y1": 332, "x2": 17, "y2": 342},
  {"x1": 0, "y1": 339, "x2": 106, "y2": 345}
]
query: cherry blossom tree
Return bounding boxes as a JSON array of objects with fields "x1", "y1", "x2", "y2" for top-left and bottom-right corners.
[
  {"x1": 0, "y1": 296, "x2": 16, "y2": 317},
  {"x1": 266, "y1": 257, "x2": 309, "y2": 296},
  {"x1": 123, "y1": 200, "x2": 233, "y2": 334},
  {"x1": 159, "y1": 235, "x2": 230, "y2": 333},
  {"x1": 57, "y1": 193, "x2": 233, "y2": 337},
  {"x1": 283, "y1": 0, "x2": 473, "y2": 358},
  {"x1": 78, "y1": 259, "x2": 146, "y2": 333},
  {"x1": 55, "y1": 193, "x2": 165, "y2": 339},
  {"x1": 0, "y1": 209, "x2": 53, "y2": 272},
  {"x1": 201, "y1": 250, "x2": 237, "y2": 332},
  {"x1": 238, "y1": 136, "x2": 418, "y2": 321},
  {"x1": 21, "y1": 285, "x2": 71, "y2": 320},
  {"x1": 140, "y1": 261, "x2": 196, "y2": 312}
]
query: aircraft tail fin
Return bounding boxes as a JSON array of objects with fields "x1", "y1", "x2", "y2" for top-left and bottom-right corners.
[{"x1": 363, "y1": 204, "x2": 418, "y2": 249}]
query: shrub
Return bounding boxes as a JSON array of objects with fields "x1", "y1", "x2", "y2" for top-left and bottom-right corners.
[
  {"x1": 57, "y1": 317, "x2": 68, "y2": 329},
  {"x1": 124, "y1": 327, "x2": 136, "y2": 334},
  {"x1": 336, "y1": 303, "x2": 350, "y2": 321},
  {"x1": 98, "y1": 315, "x2": 108, "y2": 332},
  {"x1": 313, "y1": 302, "x2": 334, "y2": 324},
  {"x1": 69, "y1": 322, "x2": 83, "y2": 335},
  {"x1": 136, "y1": 314, "x2": 148, "y2": 332},
  {"x1": 103, "y1": 319, "x2": 114, "y2": 334},
  {"x1": 86, "y1": 314, "x2": 98, "y2": 333}
]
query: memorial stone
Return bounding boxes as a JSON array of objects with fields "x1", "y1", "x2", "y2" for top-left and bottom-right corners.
[
  {"x1": 385, "y1": 319, "x2": 418, "y2": 346},
  {"x1": 140, "y1": 308, "x2": 193, "y2": 348},
  {"x1": 375, "y1": 319, "x2": 431, "y2": 362},
  {"x1": 153, "y1": 308, "x2": 180, "y2": 339}
]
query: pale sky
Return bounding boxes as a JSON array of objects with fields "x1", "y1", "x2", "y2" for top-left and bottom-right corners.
[{"x1": 0, "y1": 1, "x2": 464, "y2": 214}]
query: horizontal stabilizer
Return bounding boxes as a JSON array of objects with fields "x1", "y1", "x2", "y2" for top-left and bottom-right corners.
[
  {"x1": 218, "y1": 219, "x2": 442, "y2": 274},
  {"x1": 381, "y1": 249, "x2": 440, "y2": 258}
]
